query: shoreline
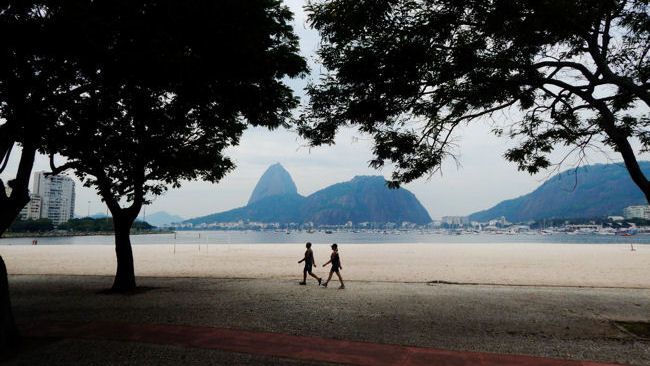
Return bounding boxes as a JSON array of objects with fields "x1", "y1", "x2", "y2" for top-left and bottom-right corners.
[{"x1": 1, "y1": 230, "x2": 172, "y2": 238}]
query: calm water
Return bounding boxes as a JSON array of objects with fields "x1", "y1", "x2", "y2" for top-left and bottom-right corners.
[{"x1": 1, "y1": 230, "x2": 650, "y2": 245}]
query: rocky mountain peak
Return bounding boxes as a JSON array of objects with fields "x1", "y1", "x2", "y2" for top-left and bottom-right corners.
[{"x1": 248, "y1": 163, "x2": 298, "y2": 205}]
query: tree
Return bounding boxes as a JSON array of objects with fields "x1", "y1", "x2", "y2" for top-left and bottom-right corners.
[
  {"x1": 300, "y1": 0, "x2": 650, "y2": 202},
  {"x1": 44, "y1": 0, "x2": 307, "y2": 291},
  {"x1": 8, "y1": 218, "x2": 54, "y2": 233},
  {"x1": 1, "y1": 2, "x2": 82, "y2": 234},
  {"x1": 1, "y1": 1, "x2": 85, "y2": 353}
]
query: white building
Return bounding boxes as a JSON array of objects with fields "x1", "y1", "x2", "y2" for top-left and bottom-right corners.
[
  {"x1": 18, "y1": 194, "x2": 42, "y2": 220},
  {"x1": 442, "y1": 216, "x2": 469, "y2": 226},
  {"x1": 6, "y1": 188, "x2": 42, "y2": 221},
  {"x1": 488, "y1": 216, "x2": 511, "y2": 226},
  {"x1": 623, "y1": 205, "x2": 650, "y2": 220},
  {"x1": 33, "y1": 171, "x2": 76, "y2": 225}
]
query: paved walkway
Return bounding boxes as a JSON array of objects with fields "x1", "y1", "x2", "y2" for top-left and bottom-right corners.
[{"x1": 20, "y1": 321, "x2": 624, "y2": 366}]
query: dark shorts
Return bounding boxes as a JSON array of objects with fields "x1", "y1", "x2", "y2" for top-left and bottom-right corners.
[
  {"x1": 330, "y1": 266, "x2": 340, "y2": 273},
  {"x1": 304, "y1": 263, "x2": 313, "y2": 273}
]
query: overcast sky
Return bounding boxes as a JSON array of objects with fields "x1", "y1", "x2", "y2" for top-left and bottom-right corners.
[{"x1": 1, "y1": 1, "x2": 645, "y2": 220}]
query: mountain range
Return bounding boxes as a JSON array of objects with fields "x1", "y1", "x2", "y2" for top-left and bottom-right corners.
[
  {"x1": 144, "y1": 211, "x2": 185, "y2": 226},
  {"x1": 185, "y1": 163, "x2": 432, "y2": 225},
  {"x1": 468, "y1": 162, "x2": 650, "y2": 222}
]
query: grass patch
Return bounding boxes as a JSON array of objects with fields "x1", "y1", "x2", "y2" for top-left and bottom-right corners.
[{"x1": 615, "y1": 321, "x2": 650, "y2": 338}]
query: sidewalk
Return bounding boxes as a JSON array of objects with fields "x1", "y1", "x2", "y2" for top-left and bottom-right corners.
[{"x1": 20, "y1": 320, "x2": 624, "y2": 366}]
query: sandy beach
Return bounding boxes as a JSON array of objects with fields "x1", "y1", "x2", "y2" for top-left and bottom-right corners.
[{"x1": 1, "y1": 242, "x2": 648, "y2": 288}]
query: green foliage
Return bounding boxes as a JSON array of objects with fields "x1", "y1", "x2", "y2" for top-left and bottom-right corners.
[
  {"x1": 623, "y1": 217, "x2": 650, "y2": 226},
  {"x1": 35, "y1": 0, "x2": 307, "y2": 219},
  {"x1": 301, "y1": 0, "x2": 650, "y2": 199},
  {"x1": 57, "y1": 218, "x2": 112, "y2": 232},
  {"x1": 8, "y1": 219, "x2": 54, "y2": 233},
  {"x1": 57, "y1": 218, "x2": 153, "y2": 232},
  {"x1": 0, "y1": 1, "x2": 80, "y2": 148},
  {"x1": 0, "y1": 1, "x2": 86, "y2": 235}
]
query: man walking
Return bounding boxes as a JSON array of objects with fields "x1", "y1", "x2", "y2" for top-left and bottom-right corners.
[{"x1": 298, "y1": 242, "x2": 322, "y2": 285}]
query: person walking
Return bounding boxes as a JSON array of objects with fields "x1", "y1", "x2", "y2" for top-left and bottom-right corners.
[
  {"x1": 298, "y1": 242, "x2": 322, "y2": 285},
  {"x1": 322, "y1": 243, "x2": 344, "y2": 289}
]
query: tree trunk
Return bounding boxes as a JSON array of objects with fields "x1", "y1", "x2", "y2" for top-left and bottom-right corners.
[
  {"x1": 0, "y1": 146, "x2": 35, "y2": 355},
  {"x1": 0, "y1": 255, "x2": 19, "y2": 357},
  {"x1": 616, "y1": 137, "x2": 650, "y2": 205},
  {"x1": 111, "y1": 213, "x2": 137, "y2": 292}
]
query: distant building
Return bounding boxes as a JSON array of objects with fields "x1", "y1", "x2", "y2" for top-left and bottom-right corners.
[
  {"x1": 33, "y1": 171, "x2": 76, "y2": 225},
  {"x1": 6, "y1": 188, "x2": 43, "y2": 221},
  {"x1": 488, "y1": 216, "x2": 511, "y2": 226},
  {"x1": 623, "y1": 205, "x2": 650, "y2": 220},
  {"x1": 19, "y1": 193, "x2": 43, "y2": 220},
  {"x1": 442, "y1": 216, "x2": 469, "y2": 226}
]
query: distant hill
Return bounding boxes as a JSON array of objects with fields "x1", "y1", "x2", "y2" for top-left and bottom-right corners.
[
  {"x1": 185, "y1": 164, "x2": 431, "y2": 226},
  {"x1": 468, "y1": 162, "x2": 650, "y2": 222},
  {"x1": 300, "y1": 176, "x2": 431, "y2": 225},
  {"x1": 188, "y1": 193, "x2": 306, "y2": 224},
  {"x1": 88, "y1": 212, "x2": 109, "y2": 219},
  {"x1": 145, "y1": 211, "x2": 184, "y2": 226}
]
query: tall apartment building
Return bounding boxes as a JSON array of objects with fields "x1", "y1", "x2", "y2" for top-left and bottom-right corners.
[
  {"x1": 5, "y1": 188, "x2": 42, "y2": 221},
  {"x1": 33, "y1": 171, "x2": 76, "y2": 225},
  {"x1": 18, "y1": 193, "x2": 43, "y2": 220},
  {"x1": 623, "y1": 205, "x2": 650, "y2": 220}
]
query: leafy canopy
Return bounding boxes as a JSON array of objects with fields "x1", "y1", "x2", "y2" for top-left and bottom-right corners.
[
  {"x1": 0, "y1": 1, "x2": 82, "y2": 199},
  {"x1": 40, "y1": 0, "x2": 307, "y2": 214},
  {"x1": 301, "y1": 0, "x2": 649, "y2": 198}
]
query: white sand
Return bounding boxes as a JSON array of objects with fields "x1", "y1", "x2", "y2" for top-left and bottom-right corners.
[{"x1": 1, "y1": 243, "x2": 648, "y2": 288}]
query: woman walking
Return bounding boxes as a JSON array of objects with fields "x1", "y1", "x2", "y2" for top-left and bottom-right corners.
[{"x1": 322, "y1": 243, "x2": 344, "y2": 289}]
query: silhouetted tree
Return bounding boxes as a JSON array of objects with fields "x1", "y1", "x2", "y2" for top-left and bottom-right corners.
[
  {"x1": 0, "y1": 1, "x2": 85, "y2": 353},
  {"x1": 301, "y1": 0, "x2": 650, "y2": 202},
  {"x1": 44, "y1": 0, "x2": 307, "y2": 291},
  {"x1": 0, "y1": 0, "x2": 305, "y2": 350}
]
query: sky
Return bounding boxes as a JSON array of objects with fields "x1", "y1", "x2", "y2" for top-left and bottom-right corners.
[{"x1": 1, "y1": 1, "x2": 646, "y2": 221}]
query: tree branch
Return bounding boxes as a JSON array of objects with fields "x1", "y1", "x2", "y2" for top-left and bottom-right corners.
[
  {"x1": 47, "y1": 154, "x2": 76, "y2": 175},
  {"x1": 0, "y1": 143, "x2": 13, "y2": 175},
  {"x1": 586, "y1": 35, "x2": 650, "y2": 107},
  {"x1": 533, "y1": 61, "x2": 599, "y2": 84}
]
